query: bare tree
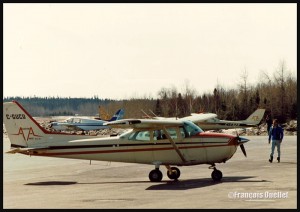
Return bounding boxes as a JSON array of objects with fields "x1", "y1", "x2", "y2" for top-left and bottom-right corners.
[
  {"x1": 259, "y1": 70, "x2": 274, "y2": 117},
  {"x1": 238, "y1": 68, "x2": 250, "y2": 119},
  {"x1": 182, "y1": 79, "x2": 197, "y2": 115}
]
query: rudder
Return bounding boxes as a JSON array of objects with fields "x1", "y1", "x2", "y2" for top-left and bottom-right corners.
[
  {"x1": 245, "y1": 109, "x2": 266, "y2": 125},
  {"x1": 109, "y1": 109, "x2": 124, "y2": 121},
  {"x1": 3, "y1": 101, "x2": 48, "y2": 148}
]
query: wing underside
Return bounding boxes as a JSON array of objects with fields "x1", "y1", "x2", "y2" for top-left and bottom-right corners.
[{"x1": 105, "y1": 119, "x2": 184, "y2": 129}]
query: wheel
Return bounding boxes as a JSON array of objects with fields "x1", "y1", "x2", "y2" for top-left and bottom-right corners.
[
  {"x1": 167, "y1": 167, "x2": 181, "y2": 180},
  {"x1": 211, "y1": 169, "x2": 223, "y2": 181},
  {"x1": 149, "y1": 169, "x2": 163, "y2": 182}
]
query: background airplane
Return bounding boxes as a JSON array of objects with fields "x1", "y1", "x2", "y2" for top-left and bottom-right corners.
[
  {"x1": 142, "y1": 109, "x2": 265, "y2": 131},
  {"x1": 49, "y1": 108, "x2": 124, "y2": 131},
  {"x1": 4, "y1": 101, "x2": 249, "y2": 182},
  {"x1": 188, "y1": 108, "x2": 266, "y2": 130}
]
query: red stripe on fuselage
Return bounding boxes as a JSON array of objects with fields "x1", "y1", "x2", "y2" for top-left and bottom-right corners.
[{"x1": 26, "y1": 141, "x2": 237, "y2": 157}]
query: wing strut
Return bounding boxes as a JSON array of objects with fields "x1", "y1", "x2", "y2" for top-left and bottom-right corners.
[{"x1": 162, "y1": 127, "x2": 187, "y2": 163}]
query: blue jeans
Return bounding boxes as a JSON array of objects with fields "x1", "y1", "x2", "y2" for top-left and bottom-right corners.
[{"x1": 270, "y1": 140, "x2": 281, "y2": 157}]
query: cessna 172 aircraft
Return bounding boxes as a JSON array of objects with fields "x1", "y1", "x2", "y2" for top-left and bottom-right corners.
[
  {"x1": 143, "y1": 108, "x2": 265, "y2": 131},
  {"x1": 49, "y1": 109, "x2": 124, "y2": 131},
  {"x1": 4, "y1": 101, "x2": 250, "y2": 182}
]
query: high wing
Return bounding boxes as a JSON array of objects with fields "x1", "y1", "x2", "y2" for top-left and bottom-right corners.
[
  {"x1": 180, "y1": 113, "x2": 217, "y2": 122},
  {"x1": 143, "y1": 113, "x2": 218, "y2": 122},
  {"x1": 104, "y1": 118, "x2": 185, "y2": 129}
]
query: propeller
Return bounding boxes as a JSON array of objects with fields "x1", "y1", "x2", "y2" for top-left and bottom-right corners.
[
  {"x1": 240, "y1": 144, "x2": 247, "y2": 157},
  {"x1": 235, "y1": 129, "x2": 247, "y2": 157}
]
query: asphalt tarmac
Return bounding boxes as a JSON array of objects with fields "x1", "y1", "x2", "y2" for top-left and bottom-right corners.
[{"x1": 3, "y1": 135, "x2": 297, "y2": 209}]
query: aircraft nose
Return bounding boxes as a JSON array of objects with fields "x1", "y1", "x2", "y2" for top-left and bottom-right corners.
[
  {"x1": 237, "y1": 136, "x2": 250, "y2": 144},
  {"x1": 235, "y1": 136, "x2": 249, "y2": 157}
]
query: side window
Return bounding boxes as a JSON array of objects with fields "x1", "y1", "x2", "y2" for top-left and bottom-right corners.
[
  {"x1": 73, "y1": 118, "x2": 80, "y2": 123},
  {"x1": 128, "y1": 130, "x2": 150, "y2": 141},
  {"x1": 183, "y1": 121, "x2": 203, "y2": 136},
  {"x1": 154, "y1": 128, "x2": 178, "y2": 140},
  {"x1": 166, "y1": 128, "x2": 178, "y2": 140},
  {"x1": 180, "y1": 126, "x2": 188, "y2": 138},
  {"x1": 128, "y1": 131, "x2": 139, "y2": 140},
  {"x1": 67, "y1": 118, "x2": 73, "y2": 123},
  {"x1": 136, "y1": 131, "x2": 150, "y2": 141},
  {"x1": 154, "y1": 130, "x2": 165, "y2": 140}
]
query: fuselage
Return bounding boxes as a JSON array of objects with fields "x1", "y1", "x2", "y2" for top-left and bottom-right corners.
[
  {"x1": 22, "y1": 130, "x2": 239, "y2": 166},
  {"x1": 196, "y1": 121, "x2": 256, "y2": 130}
]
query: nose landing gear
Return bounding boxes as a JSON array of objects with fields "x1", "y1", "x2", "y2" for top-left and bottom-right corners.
[{"x1": 209, "y1": 164, "x2": 223, "y2": 181}]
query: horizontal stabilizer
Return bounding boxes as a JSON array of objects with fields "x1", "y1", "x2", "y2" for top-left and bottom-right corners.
[{"x1": 6, "y1": 148, "x2": 33, "y2": 154}]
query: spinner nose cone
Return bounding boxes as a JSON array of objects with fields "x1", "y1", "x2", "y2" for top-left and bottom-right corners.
[
  {"x1": 238, "y1": 136, "x2": 250, "y2": 144},
  {"x1": 236, "y1": 136, "x2": 249, "y2": 157}
]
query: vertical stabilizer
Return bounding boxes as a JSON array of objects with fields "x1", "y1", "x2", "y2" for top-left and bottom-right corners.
[
  {"x1": 3, "y1": 101, "x2": 48, "y2": 147},
  {"x1": 245, "y1": 109, "x2": 266, "y2": 125},
  {"x1": 109, "y1": 109, "x2": 125, "y2": 121}
]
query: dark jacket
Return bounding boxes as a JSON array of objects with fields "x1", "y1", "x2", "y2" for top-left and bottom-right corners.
[{"x1": 268, "y1": 126, "x2": 284, "y2": 141}]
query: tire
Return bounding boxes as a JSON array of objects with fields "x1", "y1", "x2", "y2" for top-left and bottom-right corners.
[
  {"x1": 211, "y1": 169, "x2": 223, "y2": 181},
  {"x1": 167, "y1": 167, "x2": 181, "y2": 180},
  {"x1": 149, "y1": 169, "x2": 163, "y2": 182}
]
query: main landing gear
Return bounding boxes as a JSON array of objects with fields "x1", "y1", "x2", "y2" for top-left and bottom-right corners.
[
  {"x1": 148, "y1": 165, "x2": 181, "y2": 182},
  {"x1": 209, "y1": 164, "x2": 223, "y2": 181},
  {"x1": 148, "y1": 164, "x2": 223, "y2": 182}
]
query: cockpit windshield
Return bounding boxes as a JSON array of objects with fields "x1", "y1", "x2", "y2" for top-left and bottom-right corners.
[{"x1": 183, "y1": 121, "x2": 203, "y2": 136}]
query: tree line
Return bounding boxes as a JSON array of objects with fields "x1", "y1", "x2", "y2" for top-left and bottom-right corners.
[{"x1": 3, "y1": 61, "x2": 297, "y2": 123}]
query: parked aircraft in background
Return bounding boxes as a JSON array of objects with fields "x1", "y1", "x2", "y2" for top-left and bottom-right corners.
[
  {"x1": 49, "y1": 109, "x2": 124, "y2": 131},
  {"x1": 4, "y1": 101, "x2": 249, "y2": 182},
  {"x1": 142, "y1": 109, "x2": 265, "y2": 131},
  {"x1": 188, "y1": 109, "x2": 265, "y2": 130}
]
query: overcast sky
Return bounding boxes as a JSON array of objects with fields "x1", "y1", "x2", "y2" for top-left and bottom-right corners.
[{"x1": 3, "y1": 3, "x2": 297, "y2": 100}]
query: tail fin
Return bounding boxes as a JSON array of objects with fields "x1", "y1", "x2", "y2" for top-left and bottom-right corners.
[
  {"x1": 109, "y1": 109, "x2": 124, "y2": 121},
  {"x1": 245, "y1": 109, "x2": 266, "y2": 125},
  {"x1": 3, "y1": 101, "x2": 50, "y2": 148}
]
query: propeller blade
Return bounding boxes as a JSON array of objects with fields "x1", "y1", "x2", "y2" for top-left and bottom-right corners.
[
  {"x1": 235, "y1": 129, "x2": 241, "y2": 140},
  {"x1": 240, "y1": 144, "x2": 247, "y2": 157}
]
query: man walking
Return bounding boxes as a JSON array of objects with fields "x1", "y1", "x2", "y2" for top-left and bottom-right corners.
[
  {"x1": 268, "y1": 119, "x2": 284, "y2": 163},
  {"x1": 266, "y1": 114, "x2": 273, "y2": 135}
]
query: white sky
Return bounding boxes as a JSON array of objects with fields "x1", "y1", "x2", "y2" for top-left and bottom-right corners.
[{"x1": 3, "y1": 3, "x2": 297, "y2": 100}]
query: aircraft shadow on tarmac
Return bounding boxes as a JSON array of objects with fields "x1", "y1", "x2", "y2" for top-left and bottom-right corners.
[
  {"x1": 24, "y1": 176, "x2": 271, "y2": 190},
  {"x1": 25, "y1": 181, "x2": 77, "y2": 186},
  {"x1": 146, "y1": 176, "x2": 271, "y2": 190}
]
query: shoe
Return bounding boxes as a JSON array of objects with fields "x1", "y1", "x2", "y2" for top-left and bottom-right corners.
[
  {"x1": 269, "y1": 156, "x2": 273, "y2": 163},
  {"x1": 277, "y1": 157, "x2": 280, "y2": 163}
]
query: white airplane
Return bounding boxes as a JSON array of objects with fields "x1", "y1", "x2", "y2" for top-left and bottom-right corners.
[
  {"x1": 143, "y1": 109, "x2": 266, "y2": 131},
  {"x1": 3, "y1": 101, "x2": 250, "y2": 182},
  {"x1": 49, "y1": 109, "x2": 124, "y2": 131},
  {"x1": 189, "y1": 109, "x2": 266, "y2": 130}
]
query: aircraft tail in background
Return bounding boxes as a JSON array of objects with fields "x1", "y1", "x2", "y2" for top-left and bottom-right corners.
[
  {"x1": 244, "y1": 109, "x2": 266, "y2": 125},
  {"x1": 109, "y1": 109, "x2": 125, "y2": 121}
]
